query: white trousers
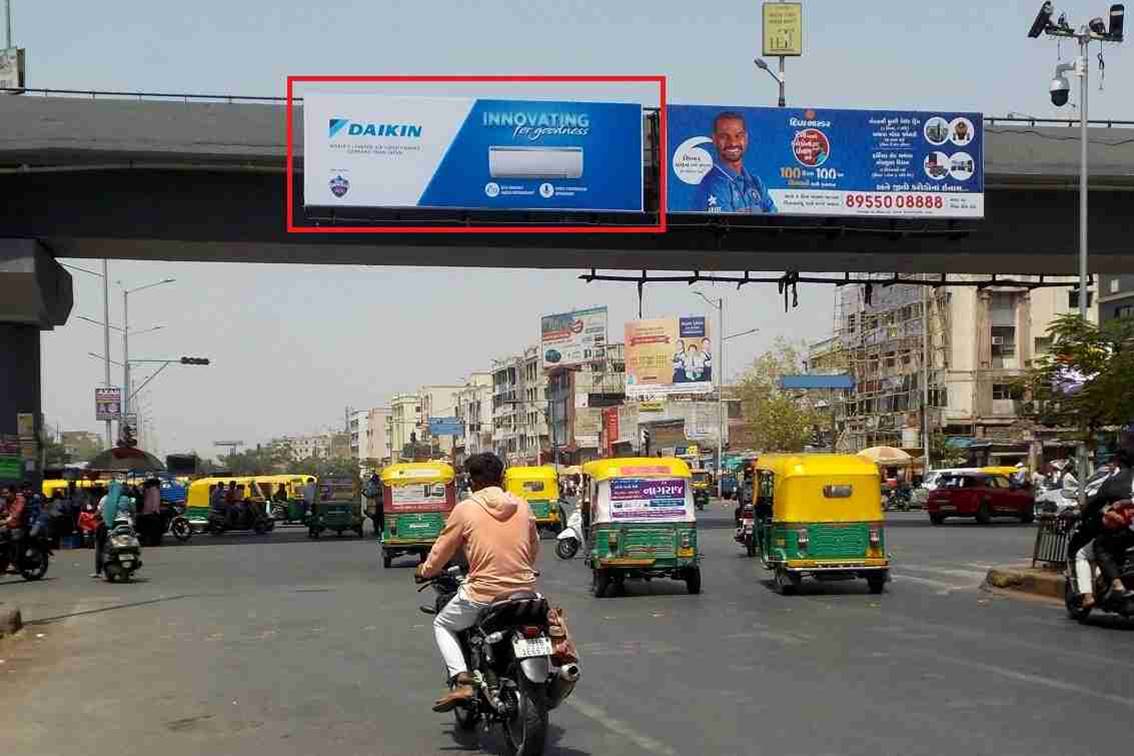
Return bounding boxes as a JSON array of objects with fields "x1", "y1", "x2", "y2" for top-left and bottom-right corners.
[
  {"x1": 433, "y1": 586, "x2": 488, "y2": 679},
  {"x1": 1074, "y1": 543, "x2": 1095, "y2": 596}
]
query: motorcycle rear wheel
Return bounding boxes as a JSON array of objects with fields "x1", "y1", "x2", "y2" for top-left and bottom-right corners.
[
  {"x1": 454, "y1": 704, "x2": 480, "y2": 731},
  {"x1": 171, "y1": 517, "x2": 192, "y2": 542},
  {"x1": 555, "y1": 538, "x2": 579, "y2": 560},
  {"x1": 20, "y1": 548, "x2": 48, "y2": 581},
  {"x1": 503, "y1": 677, "x2": 549, "y2": 756}
]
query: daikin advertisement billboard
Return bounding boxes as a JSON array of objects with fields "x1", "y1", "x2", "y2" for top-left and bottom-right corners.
[
  {"x1": 303, "y1": 94, "x2": 643, "y2": 212},
  {"x1": 667, "y1": 105, "x2": 984, "y2": 219}
]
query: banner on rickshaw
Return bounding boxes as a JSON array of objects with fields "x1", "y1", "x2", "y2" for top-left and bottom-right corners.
[
  {"x1": 624, "y1": 317, "x2": 713, "y2": 397},
  {"x1": 389, "y1": 482, "x2": 447, "y2": 512},
  {"x1": 608, "y1": 478, "x2": 688, "y2": 522}
]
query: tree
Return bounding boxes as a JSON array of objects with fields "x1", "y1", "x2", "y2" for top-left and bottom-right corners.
[
  {"x1": 1019, "y1": 313, "x2": 1134, "y2": 443},
  {"x1": 734, "y1": 339, "x2": 825, "y2": 452}
]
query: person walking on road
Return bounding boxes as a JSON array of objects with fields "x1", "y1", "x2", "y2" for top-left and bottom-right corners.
[
  {"x1": 302, "y1": 477, "x2": 317, "y2": 520},
  {"x1": 362, "y1": 473, "x2": 383, "y2": 541}
]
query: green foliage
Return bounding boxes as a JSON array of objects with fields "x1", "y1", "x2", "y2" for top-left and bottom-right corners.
[
  {"x1": 1019, "y1": 313, "x2": 1134, "y2": 441},
  {"x1": 735, "y1": 339, "x2": 825, "y2": 452}
]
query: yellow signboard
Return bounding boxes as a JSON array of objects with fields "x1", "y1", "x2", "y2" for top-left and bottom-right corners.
[
  {"x1": 762, "y1": 2, "x2": 803, "y2": 57},
  {"x1": 639, "y1": 401, "x2": 665, "y2": 413}
]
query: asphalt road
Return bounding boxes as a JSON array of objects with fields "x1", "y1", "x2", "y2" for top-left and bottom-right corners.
[{"x1": 1, "y1": 504, "x2": 1131, "y2": 756}]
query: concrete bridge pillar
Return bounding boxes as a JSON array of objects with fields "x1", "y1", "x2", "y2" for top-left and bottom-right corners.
[{"x1": 0, "y1": 240, "x2": 73, "y2": 487}]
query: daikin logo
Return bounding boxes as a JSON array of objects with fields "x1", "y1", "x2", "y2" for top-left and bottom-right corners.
[{"x1": 328, "y1": 118, "x2": 423, "y2": 139}]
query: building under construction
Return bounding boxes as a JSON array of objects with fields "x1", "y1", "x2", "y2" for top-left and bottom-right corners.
[{"x1": 810, "y1": 275, "x2": 1093, "y2": 468}]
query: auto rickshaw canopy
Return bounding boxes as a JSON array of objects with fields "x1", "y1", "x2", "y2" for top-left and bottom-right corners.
[
  {"x1": 756, "y1": 454, "x2": 882, "y2": 523},
  {"x1": 582, "y1": 457, "x2": 692, "y2": 483},
  {"x1": 381, "y1": 462, "x2": 455, "y2": 485},
  {"x1": 504, "y1": 465, "x2": 559, "y2": 499}
]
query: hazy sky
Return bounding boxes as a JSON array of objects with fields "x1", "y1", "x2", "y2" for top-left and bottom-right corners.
[{"x1": 17, "y1": 1, "x2": 1130, "y2": 457}]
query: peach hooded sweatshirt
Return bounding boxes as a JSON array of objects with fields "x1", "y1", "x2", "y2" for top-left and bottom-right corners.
[{"x1": 421, "y1": 486, "x2": 540, "y2": 604}]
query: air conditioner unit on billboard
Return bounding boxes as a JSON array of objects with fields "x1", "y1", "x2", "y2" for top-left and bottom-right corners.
[{"x1": 488, "y1": 146, "x2": 583, "y2": 179}]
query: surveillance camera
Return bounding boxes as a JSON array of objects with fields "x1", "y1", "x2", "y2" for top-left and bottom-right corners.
[{"x1": 1050, "y1": 72, "x2": 1071, "y2": 106}]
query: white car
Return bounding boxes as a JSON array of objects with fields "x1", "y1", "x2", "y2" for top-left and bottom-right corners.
[{"x1": 1033, "y1": 467, "x2": 1113, "y2": 517}]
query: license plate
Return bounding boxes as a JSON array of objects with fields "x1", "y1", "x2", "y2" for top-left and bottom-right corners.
[
  {"x1": 939, "y1": 505, "x2": 956, "y2": 512},
  {"x1": 512, "y1": 635, "x2": 552, "y2": 659}
]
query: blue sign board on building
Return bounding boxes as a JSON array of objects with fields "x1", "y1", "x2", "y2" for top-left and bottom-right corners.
[{"x1": 428, "y1": 417, "x2": 464, "y2": 437}]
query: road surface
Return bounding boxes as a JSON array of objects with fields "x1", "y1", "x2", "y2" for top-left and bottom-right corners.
[{"x1": 1, "y1": 506, "x2": 1130, "y2": 755}]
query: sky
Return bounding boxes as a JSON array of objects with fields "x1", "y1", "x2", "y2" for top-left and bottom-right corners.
[{"x1": 14, "y1": 1, "x2": 1131, "y2": 457}]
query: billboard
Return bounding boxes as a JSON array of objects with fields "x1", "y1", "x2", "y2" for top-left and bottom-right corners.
[
  {"x1": 667, "y1": 105, "x2": 983, "y2": 219},
  {"x1": 624, "y1": 317, "x2": 713, "y2": 397},
  {"x1": 428, "y1": 417, "x2": 464, "y2": 436},
  {"x1": 95, "y1": 388, "x2": 122, "y2": 421},
  {"x1": 540, "y1": 306, "x2": 608, "y2": 369},
  {"x1": 303, "y1": 94, "x2": 643, "y2": 212}
]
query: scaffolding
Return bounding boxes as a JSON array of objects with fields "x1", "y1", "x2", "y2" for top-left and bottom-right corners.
[{"x1": 825, "y1": 275, "x2": 950, "y2": 452}]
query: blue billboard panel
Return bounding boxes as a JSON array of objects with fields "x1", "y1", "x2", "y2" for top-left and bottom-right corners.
[
  {"x1": 667, "y1": 105, "x2": 983, "y2": 219},
  {"x1": 428, "y1": 417, "x2": 464, "y2": 437},
  {"x1": 304, "y1": 94, "x2": 643, "y2": 212}
]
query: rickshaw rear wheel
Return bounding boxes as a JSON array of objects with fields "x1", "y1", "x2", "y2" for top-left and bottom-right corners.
[
  {"x1": 591, "y1": 569, "x2": 612, "y2": 598},
  {"x1": 745, "y1": 537, "x2": 756, "y2": 558},
  {"x1": 382, "y1": 553, "x2": 393, "y2": 569},
  {"x1": 774, "y1": 567, "x2": 800, "y2": 595},
  {"x1": 684, "y1": 567, "x2": 702, "y2": 595},
  {"x1": 867, "y1": 573, "x2": 887, "y2": 594}
]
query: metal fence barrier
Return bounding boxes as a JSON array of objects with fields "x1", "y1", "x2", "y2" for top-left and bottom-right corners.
[{"x1": 1032, "y1": 514, "x2": 1074, "y2": 568}]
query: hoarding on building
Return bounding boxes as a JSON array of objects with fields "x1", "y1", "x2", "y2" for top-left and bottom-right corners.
[
  {"x1": 0, "y1": 48, "x2": 26, "y2": 93},
  {"x1": 667, "y1": 105, "x2": 983, "y2": 219},
  {"x1": 428, "y1": 417, "x2": 464, "y2": 436},
  {"x1": 541, "y1": 306, "x2": 608, "y2": 369},
  {"x1": 95, "y1": 388, "x2": 122, "y2": 421},
  {"x1": 624, "y1": 317, "x2": 713, "y2": 397},
  {"x1": 304, "y1": 94, "x2": 643, "y2": 212}
]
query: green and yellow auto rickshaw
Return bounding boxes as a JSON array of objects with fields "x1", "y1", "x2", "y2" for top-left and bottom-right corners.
[
  {"x1": 504, "y1": 465, "x2": 566, "y2": 536},
  {"x1": 582, "y1": 457, "x2": 700, "y2": 597},
  {"x1": 308, "y1": 476, "x2": 365, "y2": 539},
  {"x1": 754, "y1": 454, "x2": 890, "y2": 595},
  {"x1": 380, "y1": 462, "x2": 456, "y2": 568},
  {"x1": 691, "y1": 470, "x2": 713, "y2": 510},
  {"x1": 257, "y1": 474, "x2": 313, "y2": 526}
]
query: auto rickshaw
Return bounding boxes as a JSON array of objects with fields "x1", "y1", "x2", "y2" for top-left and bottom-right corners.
[
  {"x1": 691, "y1": 470, "x2": 713, "y2": 510},
  {"x1": 308, "y1": 476, "x2": 365, "y2": 538},
  {"x1": 754, "y1": 454, "x2": 889, "y2": 595},
  {"x1": 256, "y1": 474, "x2": 315, "y2": 525},
  {"x1": 504, "y1": 465, "x2": 566, "y2": 536},
  {"x1": 582, "y1": 457, "x2": 700, "y2": 597},
  {"x1": 185, "y1": 477, "x2": 274, "y2": 536},
  {"x1": 379, "y1": 462, "x2": 456, "y2": 568}
]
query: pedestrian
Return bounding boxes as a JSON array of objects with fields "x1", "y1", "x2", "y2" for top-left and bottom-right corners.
[
  {"x1": 1, "y1": 486, "x2": 26, "y2": 572},
  {"x1": 141, "y1": 478, "x2": 162, "y2": 545},
  {"x1": 363, "y1": 473, "x2": 383, "y2": 541},
  {"x1": 302, "y1": 477, "x2": 317, "y2": 519},
  {"x1": 48, "y1": 490, "x2": 71, "y2": 549}
]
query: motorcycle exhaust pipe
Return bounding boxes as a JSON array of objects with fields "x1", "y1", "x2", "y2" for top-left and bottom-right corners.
[{"x1": 546, "y1": 663, "x2": 580, "y2": 710}]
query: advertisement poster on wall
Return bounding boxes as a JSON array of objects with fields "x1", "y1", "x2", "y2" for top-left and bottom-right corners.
[
  {"x1": 667, "y1": 105, "x2": 983, "y2": 219},
  {"x1": 304, "y1": 94, "x2": 643, "y2": 212},
  {"x1": 624, "y1": 317, "x2": 713, "y2": 398},
  {"x1": 541, "y1": 306, "x2": 608, "y2": 369}
]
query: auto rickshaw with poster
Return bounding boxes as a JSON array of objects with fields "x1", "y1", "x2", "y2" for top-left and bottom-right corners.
[
  {"x1": 504, "y1": 465, "x2": 566, "y2": 536},
  {"x1": 754, "y1": 454, "x2": 889, "y2": 595},
  {"x1": 308, "y1": 476, "x2": 365, "y2": 538},
  {"x1": 582, "y1": 457, "x2": 700, "y2": 597},
  {"x1": 691, "y1": 469, "x2": 713, "y2": 510},
  {"x1": 380, "y1": 462, "x2": 456, "y2": 568}
]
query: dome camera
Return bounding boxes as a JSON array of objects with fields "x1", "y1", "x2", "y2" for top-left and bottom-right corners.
[{"x1": 1050, "y1": 72, "x2": 1071, "y2": 106}]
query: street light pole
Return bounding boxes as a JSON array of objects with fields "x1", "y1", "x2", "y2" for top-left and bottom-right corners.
[
  {"x1": 102, "y1": 260, "x2": 111, "y2": 447},
  {"x1": 120, "y1": 278, "x2": 176, "y2": 438},
  {"x1": 1076, "y1": 31, "x2": 1091, "y2": 507},
  {"x1": 717, "y1": 297, "x2": 724, "y2": 497}
]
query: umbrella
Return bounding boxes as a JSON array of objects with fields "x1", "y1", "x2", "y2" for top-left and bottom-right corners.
[
  {"x1": 87, "y1": 446, "x2": 166, "y2": 473},
  {"x1": 857, "y1": 446, "x2": 913, "y2": 466}
]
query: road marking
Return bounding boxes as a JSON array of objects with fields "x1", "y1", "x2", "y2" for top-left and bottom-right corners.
[
  {"x1": 565, "y1": 696, "x2": 678, "y2": 755},
  {"x1": 934, "y1": 656, "x2": 1134, "y2": 710},
  {"x1": 892, "y1": 574, "x2": 970, "y2": 595}
]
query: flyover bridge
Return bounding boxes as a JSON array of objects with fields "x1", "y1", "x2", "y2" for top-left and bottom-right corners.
[{"x1": 1, "y1": 90, "x2": 1132, "y2": 481}]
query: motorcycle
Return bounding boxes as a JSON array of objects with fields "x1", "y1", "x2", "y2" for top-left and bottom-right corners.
[
  {"x1": 103, "y1": 515, "x2": 143, "y2": 583},
  {"x1": 555, "y1": 509, "x2": 583, "y2": 560},
  {"x1": 417, "y1": 567, "x2": 580, "y2": 756},
  {"x1": 206, "y1": 502, "x2": 272, "y2": 536},
  {"x1": 734, "y1": 504, "x2": 756, "y2": 558},
  {"x1": 1064, "y1": 515, "x2": 1134, "y2": 623},
  {"x1": 0, "y1": 533, "x2": 51, "y2": 581}
]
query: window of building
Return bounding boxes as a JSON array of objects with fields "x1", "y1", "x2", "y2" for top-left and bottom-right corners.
[
  {"x1": 1115, "y1": 304, "x2": 1134, "y2": 320},
  {"x1": 991, "y1": 326, "x2": 1016, "y2": 356},
  {"x1": 1111, "y1": 278, "x2": 1120, "y2": 294},
  {"x1": 884, "y1": 352, "x2": 896, "y2": 369},
  {"x1": 1068, "y1": 291, "x2": 1094, "y2": 309},
  {"x1": 992, "y1": 383, "x2": 1022, "y2": 400},
  {"x1": 1034, "y1": 336, "x2": 1052, "y2": 356}
]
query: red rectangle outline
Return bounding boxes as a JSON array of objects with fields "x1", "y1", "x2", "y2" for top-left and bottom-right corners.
[{"x1": 285, "y1": 75, "x2": 666, "y2": 235}]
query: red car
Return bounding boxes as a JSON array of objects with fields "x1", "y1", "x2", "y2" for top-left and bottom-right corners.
[{"x1": 926, "y1": 473, "x2": 1035, "y2": 525}]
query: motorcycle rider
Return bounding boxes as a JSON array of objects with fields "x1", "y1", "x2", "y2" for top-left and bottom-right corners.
[
  {"x1": 1069, "y1": 426, "x2": 1134, "y2": 608},
  {"x1": 415, "y1": 452, "x2": 540, "y2": 713},
  {"x1": 1, "y1": 485, "x2": 27, "y2": 573}
]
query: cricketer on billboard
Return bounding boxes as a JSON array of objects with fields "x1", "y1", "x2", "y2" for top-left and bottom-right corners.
[
  {"x1": 624, "y1": 317, "x2": 713, "y2": 398},
  {"x1": 303, "y1": 94, "x2": 643, "y2": 212},
  {"x1": 667, "y1": 105, "x2": 983, "y2": 219}
]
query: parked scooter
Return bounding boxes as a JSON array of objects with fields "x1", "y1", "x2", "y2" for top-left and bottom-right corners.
[
  {"x1": 0, "y1": 533, "x2": 51, "y2": 581},
  {"x1": 555, "y1": 509, "x2": 584, "y2": 560},
  {"x1": 103, "y1": 515, "x2": 143, "y2": 583},
  {"x1": 417, "y1": 566, "x2": 579, "y2": 756}
]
